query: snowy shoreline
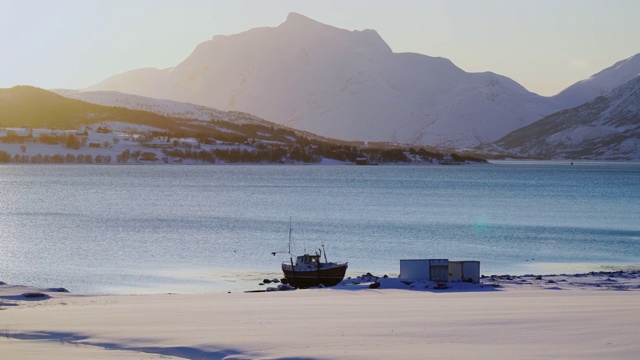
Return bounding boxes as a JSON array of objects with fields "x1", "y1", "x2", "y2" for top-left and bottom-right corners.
[
  {"x1": 2, "y1": 269, "x2": 640, "y2": 359},
  {"x1": 261, "y1": 268, "x2": 640, "y2": 292}
]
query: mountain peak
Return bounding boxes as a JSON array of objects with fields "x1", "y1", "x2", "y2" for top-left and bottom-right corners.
[
  {"x1": 278, "y1": 12, "x2": 391, "y2": 55},
  {"x1": 285, "y1": 12, "x2": 316, "y2": 24},
  {"x1": 280, "y1": 12, "x2": 337, "y2": 32}
]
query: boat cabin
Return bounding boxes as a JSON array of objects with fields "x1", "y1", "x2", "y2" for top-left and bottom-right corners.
[
  {"x1": 298, "y1": 254, "x2": 319, "y2": 264},
  {"x1": 283, "y1": 253, "x2": 328, "y2": 272},
  {"x1": 286, "y1": 254, "x2": 321, "y2": 271}
]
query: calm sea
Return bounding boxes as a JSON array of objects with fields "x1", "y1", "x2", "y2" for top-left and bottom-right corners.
[{"x1": 1, "y1": 162, "x2": 639, "y2": 294}]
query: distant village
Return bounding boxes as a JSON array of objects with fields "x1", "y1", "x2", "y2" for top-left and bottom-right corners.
[{"x1": 0, "y1": 122, "x2": 485, "y2": 165}]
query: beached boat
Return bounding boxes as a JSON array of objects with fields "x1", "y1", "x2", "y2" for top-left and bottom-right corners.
[{"x1": 278, "y1": 222, "x2": 348, "y2": 288}]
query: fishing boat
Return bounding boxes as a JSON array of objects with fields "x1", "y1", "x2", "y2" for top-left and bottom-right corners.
[{"x1": 276, "y1": 221, "x2": 348, "y2": 288}]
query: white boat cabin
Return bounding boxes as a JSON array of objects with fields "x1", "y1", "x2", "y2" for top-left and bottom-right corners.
[{"x1": 283, "y1": 254, "x2": 322, "y2": 271}]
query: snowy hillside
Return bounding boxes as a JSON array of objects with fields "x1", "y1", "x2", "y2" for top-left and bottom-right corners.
[
  {"x1": 54, "y1": 89, "x2": 269, "y2": 126},
  {"x1": 3, "y1": 87, "x2": 489, "y2": 165},
  {"x1": 490, "y1": 76, "x2": 640, "y2": 160},
  {"x1": 86, "y1": 12, "x2": 562, "y2": 149},
  {"x1": 553, "y1": 54, "x2": 640, "y2": 109}
]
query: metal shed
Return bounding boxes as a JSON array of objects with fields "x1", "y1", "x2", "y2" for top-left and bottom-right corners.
[
  {"x1": 399, "y1": 259, "x2": 429, "y2": 280},
  {"x1": 429, "y1": 259, "x2": 449, "y2": 282},
  {"x1": 448, "y1": 260, "x2": 481, "y2": 283},
  {"x1": 399, "y1": 259, "x2": 449, "y2": 282}
]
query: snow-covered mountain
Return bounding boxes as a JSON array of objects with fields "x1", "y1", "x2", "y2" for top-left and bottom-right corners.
[
  {"x1": 553, "y1": 54, "x2": 640, "y2": 109},
  {"x1": 86, "y1": 12, "x2": 562, "y2": 149},
  {"x1": 490, "y1": 76, "x2": 640, "y2": 160}
]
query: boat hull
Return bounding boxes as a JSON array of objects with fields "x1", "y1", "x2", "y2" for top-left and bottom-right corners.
[{"x1": 282, "y1": 264, "x2": 348, "y2": 288}]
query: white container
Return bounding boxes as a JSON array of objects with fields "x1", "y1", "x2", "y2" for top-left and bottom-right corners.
[
  {"x1": 449, "y1": 260, "x2": 480, "y2": 283},
  {"x1": 399, "y1": 259, "x2": 450, "y2": 282}
]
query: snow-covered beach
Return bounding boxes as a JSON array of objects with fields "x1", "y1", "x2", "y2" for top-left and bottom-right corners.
[{"x1": 3, "y1": 270, "x2": 640, "y2": 359}]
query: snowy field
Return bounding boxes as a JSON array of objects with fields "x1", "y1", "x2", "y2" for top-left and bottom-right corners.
[{"x1": 2, "y1": 270, "x2": 639, "y2": 359}]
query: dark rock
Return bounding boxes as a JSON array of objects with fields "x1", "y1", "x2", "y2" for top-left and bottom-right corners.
[
  {"x1": 278, "y1": 284, "x2": 295, "y2": 291},
  {"x1": 369, "y1": 282, "x2": 381, "y2": 289},
  {"x1": 22, "y1": 292, "x2": 46, "y2": 298},
  {"x1": 263, "y1": 279, "x2": 272, "y2": 284}
]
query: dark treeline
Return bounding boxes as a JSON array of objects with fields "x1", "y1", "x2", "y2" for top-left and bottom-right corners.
[
  {"x1": 0, "y1": 151, "x2": 112, "y2": 164},
  {"x1": 0, "y1": 146, "x2": 486, "y2": 165}
]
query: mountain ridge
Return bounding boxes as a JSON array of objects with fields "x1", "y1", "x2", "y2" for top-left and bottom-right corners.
[
  {"x1": 86, "y1": 12, "x2": 565, "y2": 149},
  {"x1": 84, "y1": 13, "x2": 640, "y2": 153},
  {"x1": 489, "y1": 75, "x2": 640, "y2": 160},
  {"x1": 554, "y1": 53, "x2": 640, "y2": 108},
  {"x1": 0, "y1": 85, "x2": 177, "y2": 130}
]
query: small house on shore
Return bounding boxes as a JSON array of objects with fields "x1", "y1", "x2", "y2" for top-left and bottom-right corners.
[
  {"x1": 355, "y1": 156, "x2": 378, "y2": 165},
  {"x1": 440, "y1": 154, "x2": 461, "y2": 165},
  {"x1": 355, "y1": 157, "x2": 369, "y2": 165}
]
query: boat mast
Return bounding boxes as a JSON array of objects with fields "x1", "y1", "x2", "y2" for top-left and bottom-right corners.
[
  {"x1": 288, "y1": 217, "x2": 292, "y2": 255},
  {"x1": 322, "y1": 244, "x2": 328, "y2": 263}
]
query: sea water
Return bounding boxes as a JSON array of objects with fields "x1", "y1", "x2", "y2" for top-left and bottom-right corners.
[{"x1": 0, "y1": 162, "x2": 639, "y2": 294}]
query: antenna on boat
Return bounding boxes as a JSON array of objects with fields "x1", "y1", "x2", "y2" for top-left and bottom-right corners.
[
  {"x1": 322, "y1": 244, "x2": 328, "y2": 263},
  {"x1": 288, "y1": 217, "x2": 292, "y2": 255},
  {"x1": 271, "y1": 218, "x2": 294, "y2": 256}
]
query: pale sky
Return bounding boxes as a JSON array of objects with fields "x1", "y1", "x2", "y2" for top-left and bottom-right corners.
[{"x1": 1, "y1": 0, "x2": 638, "y2": 96}]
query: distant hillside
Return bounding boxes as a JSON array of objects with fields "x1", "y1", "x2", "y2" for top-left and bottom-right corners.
[
  {"x1": 52, "y1": 89, "x2": 370, "y2": 145},
  {"x1": 1, "y1": 86, "x2": 316, "y2": 146},
  {"x1": 1, "y1": 86, "x2": 486, "y2": 165},
  {"x1": 53, "y1": 89, "x2": 269, "y2": 126},
  {"x1": 553, "y1": 53, "x2": 640, "y2": 108},
  {"x1": 488, "y1": 76, "x2": 640, "y2": 160},
  {"x1": 0, "y1": 86, "x2": 178, "y2": 130}
]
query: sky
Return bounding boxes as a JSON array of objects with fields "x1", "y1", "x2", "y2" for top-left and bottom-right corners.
[{"x1": 1, "y1": 0, "x2": 638, "y2": 96}]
